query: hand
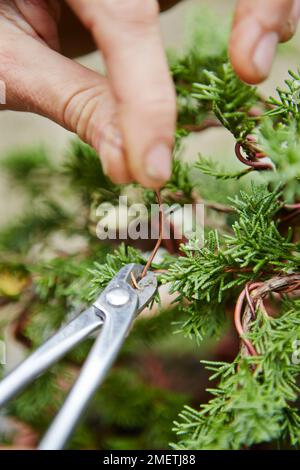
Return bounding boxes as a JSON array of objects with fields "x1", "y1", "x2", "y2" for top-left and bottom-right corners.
[
  {"x1": 229, "y1": 0, "x2": 300, "y2": 83},
  {"x1": 0, "y1": 0, "x2": 176, "y2": 188},
  {"x1": 1, "y1": 2, "x2": 299, "y2": 191}
]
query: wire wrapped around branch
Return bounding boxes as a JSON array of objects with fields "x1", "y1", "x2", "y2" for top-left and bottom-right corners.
[
  {"x1": 235, "y1": 142, "x2": 273, "y2": 171},
  {"x1": 234, "y1": 274, "x2": 300, "y2": 357}
]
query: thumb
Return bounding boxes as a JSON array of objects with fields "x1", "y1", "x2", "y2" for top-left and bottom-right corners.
[{"x1": 0, "y1": 32, "x2": 131, "y2": 184}]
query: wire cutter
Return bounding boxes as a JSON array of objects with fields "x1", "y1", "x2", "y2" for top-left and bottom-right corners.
[{"x1": 0, "y1": 264, "x2": 157, "y2": 450}]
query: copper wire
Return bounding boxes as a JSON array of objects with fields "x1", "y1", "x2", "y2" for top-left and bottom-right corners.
[
  {"x1": 245, "y1": 282, "x2": 256, "y2": 319},
  {"x1": 141, "y1": 190, "x2": 164, "y2": 278},
  {"x1": 130, "y1": 272, "x2": 142, "y2": 290},
  {"x1": 234, "y1": 282, "x2": 264, "y2": 356},
  {"x1": 234, "y1": 287, "x2": 258, "y2": 356}
]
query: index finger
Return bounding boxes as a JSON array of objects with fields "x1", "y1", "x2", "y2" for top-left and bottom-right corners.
[{"x1": 66, "y1": 0, "x2": 177, "y2": 188}]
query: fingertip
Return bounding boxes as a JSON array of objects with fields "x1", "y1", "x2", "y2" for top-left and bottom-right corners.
[
  {"x1": 119, "y1": 100, "x2": 175, "y2": 189},
  {"x1": 124, "y1": 139, "x2": 172, "y2": 189},
  {"x1": 229, "y1": 18, "x2": 278, "y2": 84}
]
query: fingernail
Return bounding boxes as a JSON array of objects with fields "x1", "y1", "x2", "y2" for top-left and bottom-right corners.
[
  {"x1": 146, "y1": 143, "x2": 172, "y2": 183},
  {"x1": 253, "y1": 32, "x2": 278, "y2": 79}
]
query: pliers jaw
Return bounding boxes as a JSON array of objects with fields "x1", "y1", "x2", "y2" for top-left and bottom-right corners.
[{"x1": 93, "y1": 263, "x2": 157, "y2": 319}]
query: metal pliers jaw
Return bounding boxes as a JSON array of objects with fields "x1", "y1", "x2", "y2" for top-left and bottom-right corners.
[{"x1": 0, "y1": 264, "x2": 157, "y2": 450}]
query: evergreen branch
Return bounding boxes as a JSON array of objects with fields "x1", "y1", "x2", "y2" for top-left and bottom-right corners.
[
  {"x1": 163, "y1": 158, "x2": 194, "y2": 202},
  {"x1": 88, "y1": 244, "x2": 146, "y2": 301},
  {"x1": 192, "y1": 63, "x2": 258, "y2": 139},
  {"x1": 173, "y1": 288, "x2": 300, "y2": 449},
  {"x1": 174, "y1": 301, "x2": 226, "y2": 344},
  {"x1": 0, "y1": 200, "x2": 71, "y2": 254},
  {"x1": 1, "y1": 9, "x2": 300, "y2": 451},
  {"x1": 163, "y1": 186, "x2": 295, "y2": 309},
  {"x1": 266, "y1": 68, "x2": 300, "y2": 121},
  {"x1": 0, "y1": 147, "x2": 53, "y2": 186}
]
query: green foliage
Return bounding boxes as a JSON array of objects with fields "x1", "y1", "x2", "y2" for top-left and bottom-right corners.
[
  {"x1": 225, "y1": 186, "x2": 298, "y2": 272},
  {"x1": 192, "y1": 64, "x2": 258, "y2": 139},
  {"x1": 91, "y1": 368, "x2": 188, "y2": 450},
  {"x1": 174, "y1": 301, "x2": 226, "y2": 345},
  {"x1": 8, "y1": 368, "x2": 65, "y2": 429},
  {"x1": 169, "y1": 6, "x2": 228, "y2": 128},
  {"x1": 0, "y1": 147, "x2": 53, "y2": 192},
  {"x1": 255, "y1": 117, "x2": 300, "y2": 201},
  {"x1": 266, "y1": 68, "x2": 300, "y2": 122},
  {"x1": 173, "y1": 298, "x2": 300, "y2": 449},
  {"x1": 167, "y1": 58, "x2": 300, "y2": 447},
  {"x1": 196, "y1": 156, "x2": 252, "y2": 180},
  {"x1": 0, "y1": 200, "x2": 71, "y2": 254},
  {"x1": 164, "y1": 186, "x2": 297, "y2": 307},
  {"x1": 64, "y1": 140, "x2": 121, "y2": 205},
  {"x1": 164, "y1": 156, "x2": 194, "y2": 202},
  {"x1": 88, "y1": 244, "x2": 146, "y2": 299},
  {"x1": 31, "y1": 250, "x2": 109, "y2": 307},
  {"x1": 163, "y1": 230, "x2": 239, "y2": 304}
]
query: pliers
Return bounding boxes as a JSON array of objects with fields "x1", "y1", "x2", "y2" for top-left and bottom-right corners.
[{"x1": 0, "y1": 264, "x2": 157, "y2": 450}]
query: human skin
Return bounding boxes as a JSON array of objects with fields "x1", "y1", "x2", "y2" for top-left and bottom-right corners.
[{"x1": 0, "y1": 0, "x2": 299, "y2": 189}]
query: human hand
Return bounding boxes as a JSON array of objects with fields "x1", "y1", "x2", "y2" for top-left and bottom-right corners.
[
  {"x1": 229, "y1": 0, "x2": 300, "y2": 83},
  {"x1": 0, "y1": 1, "x2": 176, "y2": 188}
]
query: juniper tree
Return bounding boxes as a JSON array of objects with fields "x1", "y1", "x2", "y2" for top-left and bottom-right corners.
[{"x1": 1, "y1": 10, "x2": 300, "y2": 450}]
